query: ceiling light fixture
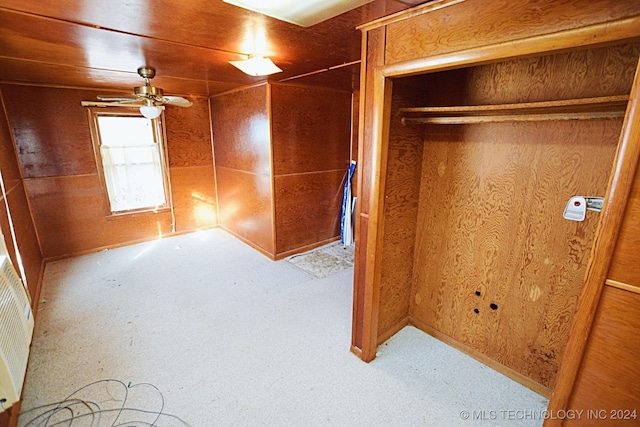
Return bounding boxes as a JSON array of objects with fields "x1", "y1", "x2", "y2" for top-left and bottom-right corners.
[
  {"x1": 139, "y1": 103, "x2": 164, "y2": 119},
  {"x1": 229, "y1": 54, "x2": 283, "y2": 76},
  {"x1": 223, "y1": 0, "x2": 374, "y2": 27}
]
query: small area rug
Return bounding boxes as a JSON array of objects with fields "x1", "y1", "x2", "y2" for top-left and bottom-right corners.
[{"x1": 288, "y1": 241, "x2": 355, "y2": 278}]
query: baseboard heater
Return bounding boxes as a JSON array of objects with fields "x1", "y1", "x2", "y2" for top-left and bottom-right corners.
[{"x1": 0, "y1": 255, "x2": 34, "y2": 412}]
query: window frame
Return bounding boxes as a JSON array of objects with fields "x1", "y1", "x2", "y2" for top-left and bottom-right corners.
[{"x1": 87, "y1": 106, "x2": 172, "y2": 216}]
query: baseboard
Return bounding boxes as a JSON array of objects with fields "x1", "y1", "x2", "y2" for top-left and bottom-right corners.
[
  {"x1": 218, "y1": 226, "x2": 276, "y2": 260},
  {"x1": 273, "y1": 236, "x2": 341, "y2": 260},
  {"x1": 377, "y1": 316, "x2": 410, "y2": 346},
  {"x1": 31, "y1": 258, "x2": 46, "y2": 320},
  {"x1": 7, "y1": 401, "x2": 20, "y2": 427},
  {"x1": 409, "y1": 317, "x2": 552, "y2": 398},
  {"x1": 43, "y1": 225, "x2": 221, "y2": 262}
]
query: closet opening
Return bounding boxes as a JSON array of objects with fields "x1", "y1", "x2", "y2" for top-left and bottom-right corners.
[{"x1": 372, "y1": 41, "x2": 640, "y2": 395}]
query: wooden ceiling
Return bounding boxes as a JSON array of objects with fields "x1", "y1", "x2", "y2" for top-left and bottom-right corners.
[{"x1": 0, "y1": 0, "x2": 423, "y2": 98}]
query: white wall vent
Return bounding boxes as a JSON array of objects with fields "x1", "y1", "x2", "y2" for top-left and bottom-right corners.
[{"x1": 0, "y1": 255, "x2": 34, "y2": 412}]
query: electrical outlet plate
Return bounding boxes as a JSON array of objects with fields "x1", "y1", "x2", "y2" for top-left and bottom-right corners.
[{"x1": 563, "y1": 196, "x2": 586, "y2": 221}]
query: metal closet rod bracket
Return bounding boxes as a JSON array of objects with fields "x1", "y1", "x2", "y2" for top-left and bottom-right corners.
[{"x1": 585, "y1": 197, "x2": 604, "y2": 212}]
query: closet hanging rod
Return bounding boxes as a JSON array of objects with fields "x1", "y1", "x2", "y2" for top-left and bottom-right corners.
[
  {"x1": 399, "y1": 95, "x2": 629, "y2": 125},
  {"x1": 401, "y1": 111, "x2": 626, "y2": 125}
]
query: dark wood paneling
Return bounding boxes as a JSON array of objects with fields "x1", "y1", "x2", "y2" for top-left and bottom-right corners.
[
  {"x1": 286, "y1": 65, "x2": 361, "y2": 93},
  {"x1": 0, "y1": 1, "x2": 412, "y2": 96},
  {"x1": 170, "y1": 165, "x2": 217, "y2": 232},
  {"x1": 0, "y1": 8, "x2": 253, "y2": 91},
  {"x1": 271, "y1": 83, "x2": 351, "y2": 175},
  {"x1": 211, "y1": 84, "x2": 271, "y2": 175},
  {"x1": 165, "y1": 97, "x2": 213, "y2": 167},
  {"x1": 273, "y1": 170, "x2": 344, "y2": 256},
  {"x1": 0, "y1": 0, "x2": 410, "y2": 61},
  {"x1": 269, "y1": 83, "x2": 352, "y2": 257},
  {"x1": 608, "y1": 168, "x2": 640, "y2": 287},
  {"x1": 0, "y1": 58, "x2": 222, "y2": 96},
  {"x1": 0, "y1": 90, "x2": 22, "y2": 187},
  {"x1": 0, "y1": 193, "x2": 22, "y2": 286},
  {"x1": 3, "y1": 84, "x2": 217, "y2": 258},
  {"x1": 384, "y1": 0, "x2": 640, "y2": 65},
  {"x1": 1, "y1": 85, "x2": 98, "y2": 178},
  {"x1": 25, "y1": 174, "x2": 174, "y2": 258},
  {"x1": 566, "y1": 286, "x2": 640, "y2": 426},
  {"x1": 0, "y1": 88, "x2": 43, "y2": 304},
  {"x1": 215, "y1": 166, "x2": 274, "y2": 256},
  {"x1": 211, "y1": 84, "x2": 275, "y2": 256},
  {"x1": 4, "y1": 184, "x2": 43, "y2": 302}
]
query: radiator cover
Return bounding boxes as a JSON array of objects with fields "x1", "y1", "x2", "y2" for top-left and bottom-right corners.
[{"x1": 0, "y1": 255, "x2": 33, "y2": 412}]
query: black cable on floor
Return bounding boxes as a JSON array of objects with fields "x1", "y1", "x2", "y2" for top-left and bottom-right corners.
[{"x1": 18, "y1": 379, "x2": 191, "y2": 427}]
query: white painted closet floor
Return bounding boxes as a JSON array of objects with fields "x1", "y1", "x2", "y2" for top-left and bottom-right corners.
[{"x1": 18, "y1": 228, "x2": 548, "y2": 426}]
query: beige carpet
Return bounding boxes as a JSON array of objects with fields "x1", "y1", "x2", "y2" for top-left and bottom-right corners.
[{"x1": 18, "y1": 229, "x2": 548, "y2": 426}]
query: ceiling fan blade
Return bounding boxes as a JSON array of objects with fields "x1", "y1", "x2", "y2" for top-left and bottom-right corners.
[
  {"x1": 161, "y1": 96, "x2": 193, "y2": 107},
  {"x1": 112, "y1": 101, "x2": 145, "y2": 107},
  {"x1": 97, "y1": 95, "x2": 139, "y2": 102},
  {"x1": 81, "y1": 100, "x2": 144, "y2": 108},
  {"x1": 96, "y1": 69, "x2": 191, "y2": 109}
]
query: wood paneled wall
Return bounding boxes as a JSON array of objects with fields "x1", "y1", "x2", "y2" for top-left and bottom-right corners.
[
  {"x1": 0, "y1": 89, "x2": 43, "y2": 302},
  {"x1": 411, "y1": 120, "x2": 618, "y2": 391},
  {"x1": 565, "y1": 286, "x2": 640, "y2": 426},
  {"x1": 557, "y1": 127, "x2": 640, "y2": 424},
  {"x1": 375, "y1": 83, "x2": 424, "y2": 342},
  {"x1": 383, "y1": 0, "x2": 640, "y2": 66},
  {"x1": 1, "y1": 84, "x2": 217, "y2": 259},
  {"x1": 211, "y1": 84, "x2": 275, "y2": 256},
  {"x1": 373, "y1": 42, "x2": 639, "y2": 393},
  {"x1": 271, "y1": 84, "x2": 351, "y2": 258},
  {"x1": 211, "y1": 83, "x2": 352, "y2": 259},
  {"x1": 164, "y1": 97, "x2": 218, "y2": 231},
  {"x1": 608, "y1": 163, "x2": 640, "y2": 285},
  {"x1": 0, "y1": 88, "x2": 44, "y2": 427}
]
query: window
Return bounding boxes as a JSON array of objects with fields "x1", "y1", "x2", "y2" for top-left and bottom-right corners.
[{"x1": 88, "y1": 108, "x2": 170, "y2": 214}]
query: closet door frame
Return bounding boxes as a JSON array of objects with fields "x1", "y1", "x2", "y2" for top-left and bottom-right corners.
[{"x1": 352, "y1": 11, "x2": 640, "y2": 401}]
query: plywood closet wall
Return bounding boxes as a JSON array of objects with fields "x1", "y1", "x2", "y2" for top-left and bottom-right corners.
[
  {"x1": 375, "y1": 44, "x2": 640, "y2": 392},
  {"x1": 351, "y1": 0, "x2": 640, "y2": 401}
]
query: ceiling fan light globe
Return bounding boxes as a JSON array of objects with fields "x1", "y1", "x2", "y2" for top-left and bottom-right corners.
[{"x1": 140, "y1": 105, "x2": 163, "y2": 119}]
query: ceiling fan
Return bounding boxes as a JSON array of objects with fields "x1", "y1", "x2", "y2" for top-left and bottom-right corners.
[{"x1": 94, "y1": 66, "x2": 192, "y2": 119}]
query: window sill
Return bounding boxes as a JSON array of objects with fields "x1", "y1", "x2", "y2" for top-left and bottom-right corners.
[{"x1": 105, "y1": 206, "x2": 171, "y2": 220}]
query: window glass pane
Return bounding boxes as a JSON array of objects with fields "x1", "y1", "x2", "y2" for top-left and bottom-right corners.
[
  {"x1": 97, "y1": 116, "x2": 155, "y2": 147},
  {"x1": 95, "y1": 115, "x2": 167, "y2": 212}
]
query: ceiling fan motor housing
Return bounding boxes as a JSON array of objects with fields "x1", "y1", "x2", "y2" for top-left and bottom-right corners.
[
  {"x1": 134, "y1": 85, "x2": 164, "y2": 98},
  {"x1": 92, "y1": 65, "x2": 191, "y2": 107}
]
